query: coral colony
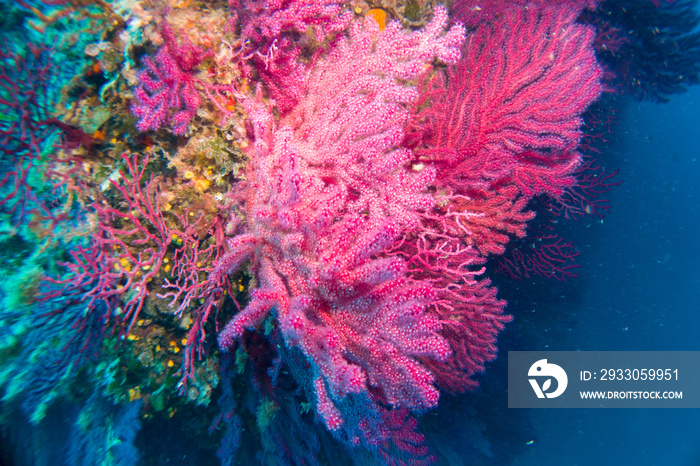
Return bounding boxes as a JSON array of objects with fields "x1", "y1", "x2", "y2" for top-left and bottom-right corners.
[{"x1": 1, "y1": 0, "x2": 698, "y2": 463}]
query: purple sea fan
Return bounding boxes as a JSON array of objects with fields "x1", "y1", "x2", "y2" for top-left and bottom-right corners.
[
  {"x1": 210, "y1": 7, "x2": 465, "y2": 431},
  {"x1": 130, "y1": 21, "x2": 209, "y2": 135},
  {"x1": 231, "y1": 0, "x2": 354, "y2": 114},
  {"x1": 236, "y1": 0, "x2": 352, "y2": 43}
]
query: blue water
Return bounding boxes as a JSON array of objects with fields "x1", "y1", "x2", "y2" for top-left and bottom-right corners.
[{"x1": 508, "y1": 90, "x2": 700, "y2": 466}]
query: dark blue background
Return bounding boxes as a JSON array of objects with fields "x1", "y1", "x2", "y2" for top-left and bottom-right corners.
[{"x1": 507, "y1": 85, "x2": 700, "y2": 465}]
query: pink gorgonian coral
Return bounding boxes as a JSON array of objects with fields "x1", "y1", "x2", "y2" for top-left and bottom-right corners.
[
  {"x1": 408, "y1": 4, "x2": 603, "y2": 256},
  {"x1": 131, "y1": 21, "x2": 208, "y2": 135},
  {"x1": 210, "y1": 7, "x2": 465, "y2": 431}
]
